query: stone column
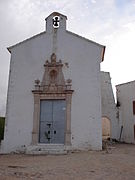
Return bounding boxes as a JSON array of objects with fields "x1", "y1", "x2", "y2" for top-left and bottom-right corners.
[
  {"x1": 32, "y1": 94, "x2": 40, "y2": 145},
  {"x1": 65, "y1": 93, "x2": 72, "y2": 145}
]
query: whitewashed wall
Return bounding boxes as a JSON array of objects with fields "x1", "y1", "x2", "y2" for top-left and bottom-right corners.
[
  {"x1": 116, "y1": 81, "x2": 135, "y2": 143},
  {"x1": 101, "y1": 72, "x2": 119, "y2": 140},
  {"x1": 1, "y1": 13, "x2": 104, "y2": 153}
]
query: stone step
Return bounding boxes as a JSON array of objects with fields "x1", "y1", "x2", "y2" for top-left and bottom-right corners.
[
  {"x1": 26, "y1": 144, "x2": 67, "y2": 155},
  {"x1": 27, "y1": 149, "x2": 67, "y2": 155},
  {"x1": 27, "y1": 144, "x2": 65, "y2": 151}
]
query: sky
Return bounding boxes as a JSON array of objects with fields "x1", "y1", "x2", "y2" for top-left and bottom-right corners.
[{"x1": 0, "y1": 0, "x2": 135, "y2": 116}]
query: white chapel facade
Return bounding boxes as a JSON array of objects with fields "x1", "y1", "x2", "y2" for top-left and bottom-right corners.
[{"x1": 1, "y1": 12, "x2": 105, "y2": 153}]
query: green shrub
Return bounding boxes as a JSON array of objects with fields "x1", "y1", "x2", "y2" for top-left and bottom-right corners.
[{"x1": 0, "y1": 117, "x2": 5, "y2": 142}]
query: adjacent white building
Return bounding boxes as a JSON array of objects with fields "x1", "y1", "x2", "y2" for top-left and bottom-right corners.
[
  {"x1": 116, "y1": 81, "x2": 135, "y2": 143},
  {"x1": 1, "y1": 12, "x2": 105, "y2": 153},
  {"x1": 101, "y1": 71, "x2": 119, "y2": 140}
]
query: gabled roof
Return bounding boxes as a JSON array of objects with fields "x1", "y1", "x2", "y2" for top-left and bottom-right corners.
[
  {"x1": 8, "y1": 30, "x2": 105, "y2": 61},
  {"x1": 116, "y1": 80, "x2": 135, "y2": 87},
  {"x1": 66, "y1": 31, "x2": 105, "y2": 61},
  {"x1": 7, "y1": 12, "x2": 105, "y2": 61},
  {"x1": 7, "y1": 31, "x2": 45, "y2": 53}
]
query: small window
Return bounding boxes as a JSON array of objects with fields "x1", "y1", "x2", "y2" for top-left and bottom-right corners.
[
  {"x1": 53, "y1": 16, "x2": 60, "y2": 28},
  {"x1": 133, "y1": 101, "x2": 135, "y2": 115}
]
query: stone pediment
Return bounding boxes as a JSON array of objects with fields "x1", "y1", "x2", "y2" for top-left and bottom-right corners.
[{"x1": 33, "y1": 53, "x2": 73, "y2": 94}]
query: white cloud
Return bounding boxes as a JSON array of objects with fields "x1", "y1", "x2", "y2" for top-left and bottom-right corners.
[{"x1": 91, "y1": 0, "x2": 96, "y2": 3}]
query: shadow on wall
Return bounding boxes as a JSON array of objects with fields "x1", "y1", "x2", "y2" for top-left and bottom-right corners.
[
  {"x1": 0, "y1": 117, "x2": 5, "y2": 143},
  {"x1": 102, "y1": 117, "x2": 111, "y2": 140}
]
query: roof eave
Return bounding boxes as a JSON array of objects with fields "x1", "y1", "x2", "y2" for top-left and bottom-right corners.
[
  {"x1": 7, "y1": 31, "x2": 46, "y2": 53},
  {"x1": 66, "y1": 30, "x2": 105, "y2": 48},
  {"x1": 66, "y1": 30, "x2": 105, "y2": 62},
  {"x1": 101, "y1": 46, "x2": 106, "y2": 62},
  {"x1": 7, "y1": 47, "x2": 11, "y2": 53}
]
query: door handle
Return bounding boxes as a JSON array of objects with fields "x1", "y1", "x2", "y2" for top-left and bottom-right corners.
[{"x1": 47, "y1": 123, "x2": 51, "y2": 128}]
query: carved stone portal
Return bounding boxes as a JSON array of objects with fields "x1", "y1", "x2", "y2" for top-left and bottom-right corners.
[{"x1": 32, "y1": 53, "x2": 73, "y2": 145}]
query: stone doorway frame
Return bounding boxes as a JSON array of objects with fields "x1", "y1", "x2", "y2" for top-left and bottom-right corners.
[
  {"x1": 31, "y1": 53, "x2": 73, "y2": 146},
  {"x1": 32, "y1": 92, "x2": 73, "y2": 145}
]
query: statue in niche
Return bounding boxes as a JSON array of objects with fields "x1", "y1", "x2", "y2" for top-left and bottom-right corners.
[{"x1": 49, "y1": 70, "x2": 57, "y2": 84}]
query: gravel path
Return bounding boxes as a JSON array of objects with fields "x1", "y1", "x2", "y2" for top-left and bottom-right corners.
[{"x1": 0, "y1": 143, "x2": 135, "y2": 180}]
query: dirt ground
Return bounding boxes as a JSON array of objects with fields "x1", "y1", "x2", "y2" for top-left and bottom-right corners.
[{"x1": 0, "y1": 143, "x2": 135, "y2": 180}]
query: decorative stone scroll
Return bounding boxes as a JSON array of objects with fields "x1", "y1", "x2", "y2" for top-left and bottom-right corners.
[
  {"x1": 33, "y1": 53, "x2": 72, "y2": 94},
  {"x1": 32, "y1": 53, "x2": 73, "y2": 146}
]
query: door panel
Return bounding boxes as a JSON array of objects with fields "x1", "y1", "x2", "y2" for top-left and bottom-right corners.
[
  {"x1": 52, "y1": 100, "x2": 66, "y2": 143},
  {"x1": 39, "y1": 100, "x2": 53, "y2": 143},
  {"x1": 39, "y1": 100, "x2": 66, "y2": 144},
  {"x1": 39, "y1": 121, "x2": 53, "y2": 143},
  {"x1": 52, "y1": 121, "x2": 65, "y2": 143},
  {"x1": 53, "y1": 100, "x2": 66, "y2": 122},
  {"x1": 40, "y1": 100, "x2": 53, "y2": 122}
]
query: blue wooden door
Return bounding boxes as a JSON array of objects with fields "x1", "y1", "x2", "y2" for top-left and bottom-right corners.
[{"x1": 39, "y1": 100, "x2": 66, "y2": 144}]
